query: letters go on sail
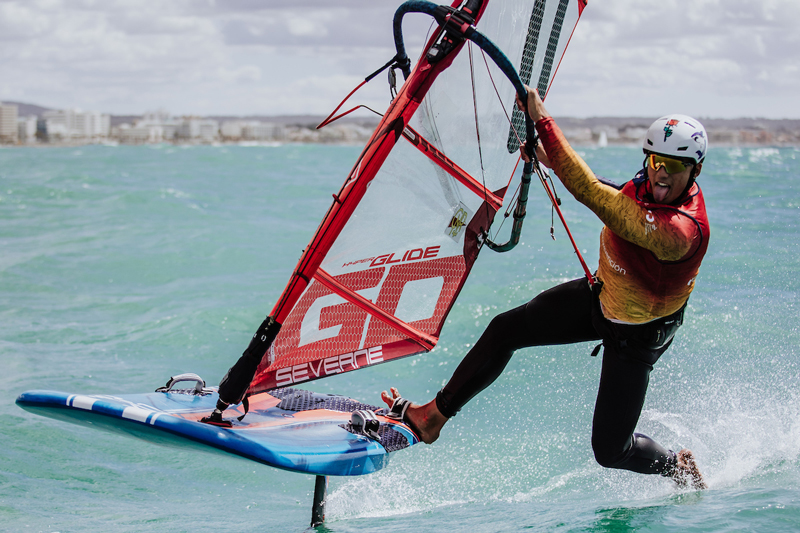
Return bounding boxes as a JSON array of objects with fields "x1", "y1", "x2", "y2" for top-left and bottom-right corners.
[{"x1": 247, "y1": 0, "x2": 587, "y2": 394}]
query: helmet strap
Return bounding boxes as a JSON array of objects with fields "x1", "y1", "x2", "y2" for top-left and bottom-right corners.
[{"x1": 677, "y1": 165, "x2": 699, "y2": 200}]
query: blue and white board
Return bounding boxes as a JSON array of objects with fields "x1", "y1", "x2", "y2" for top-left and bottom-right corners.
[{"x1": 16, "y1": 375, "x2": 418, "y2": 477}]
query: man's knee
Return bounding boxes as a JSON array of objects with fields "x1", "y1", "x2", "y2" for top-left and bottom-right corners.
[
  {"x1": 591, "y1": 434, "x2": 628, "y2": 469},
  {"x1": 593, "y1": 446, "x2": 619, "y2": 469},
  {"x1": 483, "y1": 312, "x2": 519, "y2": 348},
  {"x1": 487, "y1": 310, "x2": 516, "y2": 332}
]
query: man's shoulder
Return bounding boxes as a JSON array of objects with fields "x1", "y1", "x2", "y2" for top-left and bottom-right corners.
[{"x1": 631, "y1": 170, "x2": 647, "y2": 188}]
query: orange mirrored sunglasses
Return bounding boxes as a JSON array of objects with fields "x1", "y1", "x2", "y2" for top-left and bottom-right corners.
[{"x1": 648, "y1": 154, "x2": 691, "y2": 174}]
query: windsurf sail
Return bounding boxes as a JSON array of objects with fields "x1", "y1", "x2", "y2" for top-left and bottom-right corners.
[{"x1": 212, "y1": 0, "x2": 587, "y2": 415}]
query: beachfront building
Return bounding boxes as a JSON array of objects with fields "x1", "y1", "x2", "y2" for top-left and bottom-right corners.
[
  {"x1": 220, "y1": 121, "x2": 244, "y2": 140},
  {"x1": 560, "y1": 127, "x2": 593, "y2": 144},
  {"x1": 220, "y1": 120, "x2": 286, "y2": 142},
  {"x1": 243, "y1": 122, "x2": 284, "y2": 141},
  {"x1": 41, "y1": 108, "x2": 110, "y2": 142},
  {"x1": 141, "y1": 110, "x2": 179, "y2": 140},
  {"x1": 41, "y1": 110, "x2": 70, "y2": 142},
  {"x1": 119, "y1": 110, "x2": 180, "y2": 143},
  {"x1": 621, "y1": 126, "x2": 648, "y2": 142},
  {"x1": 0, "y1": 102, "x2": 19, "y2": 143},
  {"x1": 143, "y1": 109, "x2": 171, "y2": 124},
  {"x1": 17, "y1": 115, "x2": 37, "y2": 143},
  {"x1": 115, "y1": 123, "x2": 164, "y2": 144},
  {"x1": 176, "y1": 118, "x2": 219, "y2": 143}
]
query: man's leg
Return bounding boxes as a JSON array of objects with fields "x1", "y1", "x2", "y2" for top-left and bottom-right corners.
[
  {"x1": 590, "y1": 342, "x2": 675, "y2": 474},
  {"x1": 590, "y1": 308, "x2": 706, "y2": 486},
  {"x1": 383, "y1": 278, "x2": 600, "y2": 443},
  {"x1": 436, "y1": 277, "x2": 600, "y2": 418}
]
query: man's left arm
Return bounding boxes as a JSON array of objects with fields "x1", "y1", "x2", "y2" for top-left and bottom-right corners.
[{"x1": 536, "y1": 118, "x2": 697, "y2": 262}]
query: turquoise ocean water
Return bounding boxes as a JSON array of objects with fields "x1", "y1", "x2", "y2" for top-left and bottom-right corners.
[{"x1": 1, "y1": 142, "x2": 799, "y2": 532}]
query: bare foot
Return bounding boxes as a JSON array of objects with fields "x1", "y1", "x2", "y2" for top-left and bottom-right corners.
[
  {"x1": 380, "y1": 387, "x2": 448, "y2": 444},
  {"x1": 670, "y1": 449, "x2": 707, "y2": 489}
]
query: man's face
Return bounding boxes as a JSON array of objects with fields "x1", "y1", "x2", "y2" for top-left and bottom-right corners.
[{"x1": 646, "y1": 156, "x2": 702, "y2": 204}]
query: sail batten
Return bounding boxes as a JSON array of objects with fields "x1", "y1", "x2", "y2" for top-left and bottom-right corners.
[{"x1": 402, "y1": 125, "x2": 504, "y2": 210}]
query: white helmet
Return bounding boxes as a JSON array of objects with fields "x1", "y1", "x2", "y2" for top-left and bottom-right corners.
[{"x1": 643, "y1": 114, "x2": 707, "y2": 164}]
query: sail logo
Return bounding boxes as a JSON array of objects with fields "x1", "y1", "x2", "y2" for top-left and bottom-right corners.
[
  {"x1": 342, "y1": 246, "x2": 441, "y2": 269},
  {"x1": 369, "y1": 246, "x2": 440, "y2": 267},
  {"x1": 264, "y1": 255, "x2": 466, "y2": 390},
  {"x1": 445, "y1": 202, "x2": 471, "y2": 241},
  {"x1": 275, "y1": 346, "x2": 383, "y2": 387}
]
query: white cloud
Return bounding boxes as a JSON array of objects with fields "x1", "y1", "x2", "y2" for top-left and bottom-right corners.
[
  {"x1": 286, "y1": 16, "x2": 329, "y2": 38},
  {"x1": 216, "y1": 65, "x2": 262, "y2": 84},
  {"x1": 0, "y1": 0, "x2": 797, "y2": 118},
  {"x1": 543, "y1": 0, "x2": 800, "y2": 118}
]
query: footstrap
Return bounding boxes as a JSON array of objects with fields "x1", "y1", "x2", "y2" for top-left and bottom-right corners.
[
  {"x1": 350, "y1": 410, "x2": 381, "y2": 441},
  {"x1": 385, "y1": 397, "x2": 410, "y2": 422}
]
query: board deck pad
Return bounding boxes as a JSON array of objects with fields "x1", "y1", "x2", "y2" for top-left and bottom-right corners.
[{"x1": 16, "y1": 386, "x2": 418, "y2": 477}]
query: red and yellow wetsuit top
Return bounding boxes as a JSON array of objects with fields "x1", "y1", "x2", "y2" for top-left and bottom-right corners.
[{"x1": 536, "y1": 118, "x2": 710, "y2": 324}]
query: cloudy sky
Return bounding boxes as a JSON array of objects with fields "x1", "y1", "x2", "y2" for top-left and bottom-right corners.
[{"x1": 1, "y1": 0, "x2": 798, "y2": 119}]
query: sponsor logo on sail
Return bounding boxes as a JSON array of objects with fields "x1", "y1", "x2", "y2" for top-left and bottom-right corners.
[{"x1": 275, "y1": 346, "x2": 384, "y2": 386}]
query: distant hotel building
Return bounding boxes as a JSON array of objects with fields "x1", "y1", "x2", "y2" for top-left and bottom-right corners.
[
  {"x1": 176, "y1": 118, "x2": 219, "y2": 143},
  {"x1": 219, "y1": 120, "x2": 285, "y2": 141},
  {"x1": 18, "y1": 115, "x2": 37, "y2": 143},
  {"x1": 40, "y1": 108, "x2": 111, "y2": 142},
  {"x1": 0, "y1": 102, "x2": 19, "y2": 143},
  {"x1": 111, "y1": 115, "x2": 286, "y2": 144},
  {"x1": 112, "y1": 112, "x2": 229, "y2": 144},
  {"x1": 116, "y1": 123, "x2": 164, "y2": 144},
  {"x1": 113, "y1": 110, "x2": 176, "y2": 144}
]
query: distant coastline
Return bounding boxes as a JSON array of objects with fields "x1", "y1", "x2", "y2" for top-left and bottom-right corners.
[{"x1": 2, "y1": 100, "x2": 799, "y2": 147}]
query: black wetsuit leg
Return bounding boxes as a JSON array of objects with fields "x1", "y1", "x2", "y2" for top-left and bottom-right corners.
[
  {"x1": 436, "y1": 278, "x2": 599, "y2": 417},
  {"x1": 589, "y1": 304, "x2": 685, "y2": 475},
  {"x1": 589, "y1": 337, "x2": 674, "y2": 474},
  {"x1": 435, "y1": 277, "x2": 685, "y2": 476}
]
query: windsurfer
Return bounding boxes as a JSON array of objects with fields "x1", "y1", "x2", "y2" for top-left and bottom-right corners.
[{"x1": 382, "y1": 86, "x2": 709, "y2": 489}]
